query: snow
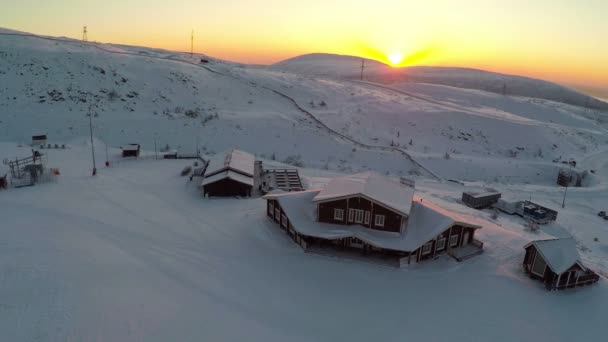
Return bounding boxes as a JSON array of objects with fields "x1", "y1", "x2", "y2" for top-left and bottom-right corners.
[
  {"x1": 272, "y1": 53, "x2": 608, "y2": 111},
  {"x1": 312, "y1": 172, "x2": 415, "y2": 216},
  {"x1": 402, "y1": 200, "x2": 482, "y2": 250},
  {"x1": 464, "y1": 190, "x2": 501, "y2": 199},
  {"x1": 0, "y1": 29, "x2": 607, "y2": 341},
  {"x1": 200, "y1": 169, "x2": 254, "y2": 187},
  {"x1": 0, "y1": 143, "x2": 607, "y2": 341},
  {"x1": 527, "y1": 238, "x2": 584, "y2": 274}
]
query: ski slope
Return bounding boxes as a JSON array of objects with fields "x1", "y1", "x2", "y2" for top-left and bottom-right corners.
[
  {"x1": 0, "y1": 143, "x2": 606, "y2": 341},
  {"x1": 2, "y1": 30, "x2": 608, "y2": 183}
]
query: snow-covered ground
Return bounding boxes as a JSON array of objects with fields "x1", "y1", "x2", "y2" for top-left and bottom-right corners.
[
  {"x1": 0, "y1": 143, "x2": 607, "y2": 341},
  {"x1": 1, "y1": 30, "x2": 607, "y2": 341}
]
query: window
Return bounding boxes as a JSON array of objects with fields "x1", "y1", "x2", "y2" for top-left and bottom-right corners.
[
  {"x1": 364, "y1": 211, "x2": 370, "y2": 225},
  {"x1": 268, "y1": 201, "x2": 274, "y2": 215},
  {"x1": 354, "y1": 209, "x2": 364, "y2": 223},
  {"x1": 275, "y1": 208, "x2": 280, "y2": 221},
  {"x1": 449, "y1": 234, "x2": 459, "y2": 247},
  {"x1": 348, "y1": 208, "x2": 354, "y2": 222},
  {"x1": 436, "y1": 238, "x2": 447, "y2": 251},
  {"x1": 281, "y1": 214, "x2": 287, "y2": 226},
  {"x1": 334, "y1": 209, "x2": 344, "y2": 221},
  {"x1": 422, "y1": 242, "x2": 433, "y2": 255},
  {"x1": 532, "y1": 254, "x2": 547, "y2": 277},
  {"x1": 374, "y1": 214, "x2": 385, "y2": 227}
]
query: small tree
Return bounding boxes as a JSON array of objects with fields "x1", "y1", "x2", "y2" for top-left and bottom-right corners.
[{"x1": 409, "y1": 139, "x2": 413, "y2": 146}]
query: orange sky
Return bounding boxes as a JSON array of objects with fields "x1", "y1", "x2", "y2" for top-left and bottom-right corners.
[{"x1": 2, "y1": 0, "x2": 607, "y2": 95}]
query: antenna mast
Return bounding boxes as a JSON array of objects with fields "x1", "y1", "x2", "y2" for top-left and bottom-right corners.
[
  {"x1": 82, "y1": 26, "x2": 88, "y2": 42},
  {"x1": 360, "y1": 58, "x2": 365, "y2": 81},
  {"x1": 190, "y1": 29, "x2": 194, "y2": 58}
]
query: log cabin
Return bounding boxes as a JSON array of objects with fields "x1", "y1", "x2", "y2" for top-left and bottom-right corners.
[
  {"x1": 121, "y1": 144, "x2": 140, "y2": 158},
  {"x1": 264, "y1": 172, "x2": 484, "y2": 267},
  {"x1": 523, "y1": 238, "x2": 599, "y2": 290},
  {"x1": 200, "y1": 149, "x2": 254, "y2": 197}
]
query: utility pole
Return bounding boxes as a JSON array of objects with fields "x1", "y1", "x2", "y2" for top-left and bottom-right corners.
[
  {"x1": 88, "y1": 103, "x2": 97, "y2": 176},
  {"x1": 190, "y1": 29, "x2": 194, "y2": 58},
  {"x1": 154, "y1": 134, "x2": 158, "y2": 160},
  {"x1": 562, "y1": 183, "x2": 568, "y2": 208},
  {"x1": 104, "y1": 142, "x2": 109, "y2": 167},
  {"x1": 82, "y1": 26, "x2": 88, "y2": 42},
  {"x1": 360, "y1": 58, "x2": 365, "y2": 81}
]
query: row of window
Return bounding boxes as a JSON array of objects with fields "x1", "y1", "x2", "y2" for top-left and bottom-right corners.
[
  {"x1": 334, "y1": 208, "x2": 385, "y2": 227},
  {"x1": 421, "y1": 234, "x2": 461, "y2": 256}
]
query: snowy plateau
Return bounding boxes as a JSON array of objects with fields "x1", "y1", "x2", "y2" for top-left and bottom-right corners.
[{"x1": 1, "y1": 29, "x2": 608, "y2": 341}]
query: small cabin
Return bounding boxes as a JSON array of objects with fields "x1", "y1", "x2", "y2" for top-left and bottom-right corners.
[
  {"x1": 200, "y1": 149, "x2": 255, "y2": 197},
  {"x1": 523, "y1": 238, "x2": 599, "y2": 290},
  {"x1": 121, "y1": 144, "x2": 140, "y2": 158},
  {"x1": 462, "y1": 191, "x2": 501, "y2": 209},
  {"x1": 31, "y1": 134, "x2": 47, "y2": 147},
  {"x1": 521, "y1": 201, "x2": 557, "y2": 224}
]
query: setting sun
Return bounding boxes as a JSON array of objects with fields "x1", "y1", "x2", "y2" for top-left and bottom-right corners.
[{"x1": 388, "y1": 52, "x2": 404, "y2": 66}]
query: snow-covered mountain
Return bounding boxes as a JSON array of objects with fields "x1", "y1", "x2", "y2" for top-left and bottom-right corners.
[
  {"x1": 273, "y1": 53, "x2": 608, "y2": 111},
  {"x1": 1, "y1": 30, "x2": 607, "y2": 184}
]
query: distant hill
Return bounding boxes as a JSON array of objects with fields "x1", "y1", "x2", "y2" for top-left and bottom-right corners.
[{"x1": 273, "y1": 53, "x2": 608, "y2": 111}]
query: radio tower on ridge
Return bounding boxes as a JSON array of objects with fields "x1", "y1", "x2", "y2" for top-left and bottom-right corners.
[
  {"x1": 190, "y1": 29, "x2": 194, "y2": 58},
  {"x1": 82, "y1": 26, "x2": 88, "y2": 42}
]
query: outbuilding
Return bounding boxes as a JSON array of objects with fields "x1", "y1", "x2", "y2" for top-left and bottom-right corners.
[
  {"x1": 523, "y1": 238, "x2": 599, "y2": 290},
  {"x1": 31, "y1": 134, "x2": 47, "y2": 147},
  {"x1": 200, "y1": 149, "x2": 255, "y2": 197},
  {"x1": 462, "y1": 190, "x2": 501, "y2": 209},
  {"x1": 121, "y1": 144, "x2": 140, "y2": 158}
]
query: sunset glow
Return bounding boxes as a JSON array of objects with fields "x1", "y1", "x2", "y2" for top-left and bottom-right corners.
[
  {"x1": 1, "y1": 0, "x2": 606, "y2": 95},
  {"x1": 388, "y1": 52, "x2": 404, "y2": 66}
]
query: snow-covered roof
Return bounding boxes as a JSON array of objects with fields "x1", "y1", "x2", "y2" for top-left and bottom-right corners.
[
  {"x1": 121, "y1": 144, "x2": 140, "y2": 151},
  {"x1": 265, "y1": 191, "x2": 481, "y2": 252},
  {"x1": 201, "y1": 170, "x2": 253, "y2": 187},
  {"x1": 312, "y1": 172, "x2": 415, "y2": 216},
  {"x1": 400, "y1": 200, "x2": 482, "y2": 250},
  {"x1": 205, "y1": 149, "x2": 255, "y2": 177},
  {"x1": 464, "y1": 191, "x2": 501, "y2": 198},
  {"x1": 525, "y1": 238, "x2": 584, "y2": 275}
]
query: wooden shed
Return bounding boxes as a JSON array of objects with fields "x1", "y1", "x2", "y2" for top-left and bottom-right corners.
[
  {"x1": 200, "y1": 149, "x2": 255, "y2": 197},
  {"x1": 31, "y1": 134, "x2": 47, "y2": 147},
  {"x1": 462, "y1": 191, "x2": 501, "y2": 209},
  {"x1": 121, "y1": 144, "x2": 140, "y2": 158},
  {"x1": 523, "y1": 238, "x2": 599, "y2": 290}
]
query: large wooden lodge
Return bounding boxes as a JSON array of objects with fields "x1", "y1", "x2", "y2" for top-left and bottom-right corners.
[
  {"x1": 523, "y1": 238, "x2": 599, "y2": 290},
  {"x1": 264, "y1": 172, "x2": 484, "y2": 267}
]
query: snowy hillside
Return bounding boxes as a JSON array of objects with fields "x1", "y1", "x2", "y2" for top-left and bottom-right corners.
[
  {"x1": 1, "y1": 29, "x2": 608, "y2": 185},
  {"x1": 273, "y1": 53, "x2": 608, "y2": 111}
]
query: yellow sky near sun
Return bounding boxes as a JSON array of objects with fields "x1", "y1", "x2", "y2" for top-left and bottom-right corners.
[{"x1": 1, "y1": 0, "x2": 607, "y2": 91}]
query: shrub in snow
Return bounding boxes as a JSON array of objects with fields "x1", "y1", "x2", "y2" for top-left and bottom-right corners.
[
  {"x1": 283, "y1": 154, "x2": 304, "y2": 167},
  {"x1": 319, "y1": 100, "x2": 327, "y2": 107},
  {"x1": 444, "y1": 152, "x2": 451, "y2": 160},
  {"x1": 107, "y1": 89, "x2": 119, "y2": 101}
]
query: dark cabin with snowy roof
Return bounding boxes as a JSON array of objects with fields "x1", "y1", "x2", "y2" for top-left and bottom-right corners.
[
  {"x1": 264, "y1": 172, "x2": 484, "y2": 267},
  {"x1": 523, "y1": 238, "x2": 599, "y2": 290},
  {"x1": 200, "y1": 149, "x2": 255, "y2": 197},
  {"x1": 121, "y1": 144, "x2": 140, "y2": 158}
]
